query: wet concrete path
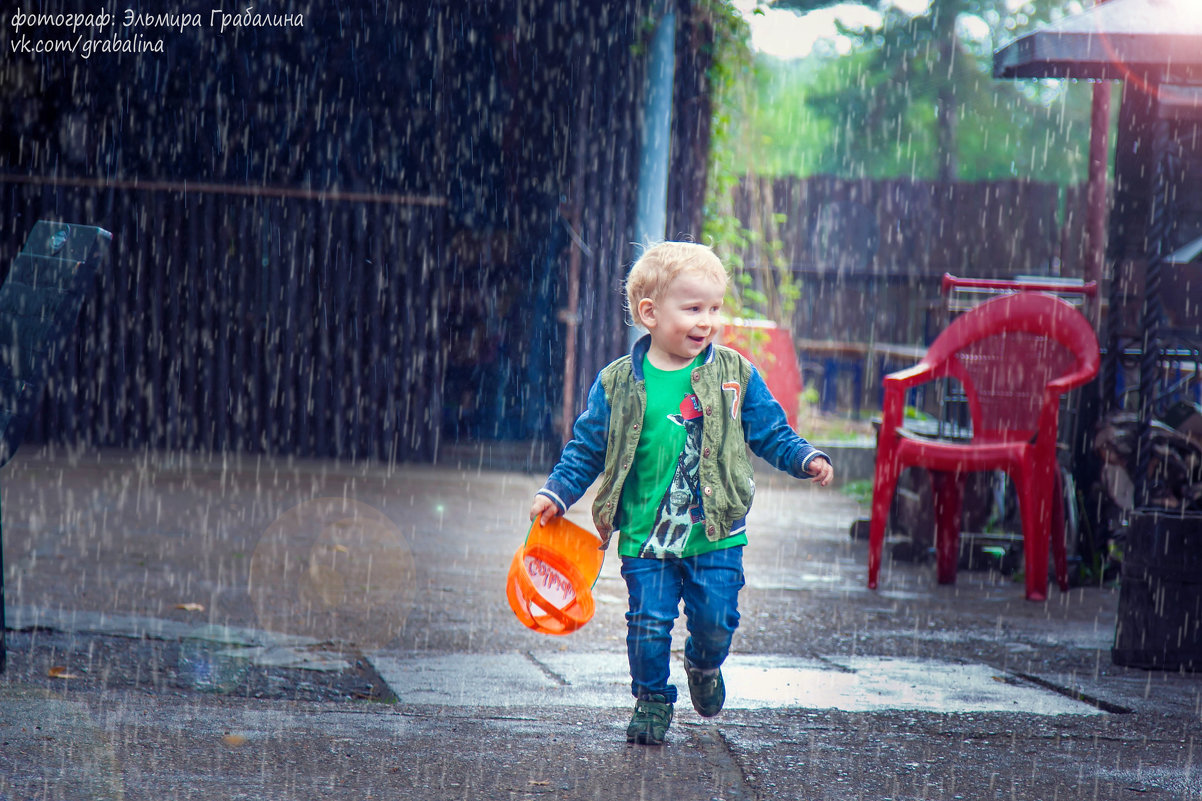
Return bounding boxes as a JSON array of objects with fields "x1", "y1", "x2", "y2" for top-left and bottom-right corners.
[{"x1": 3, "y1": 448, "x2": 1200, "y2": 800}]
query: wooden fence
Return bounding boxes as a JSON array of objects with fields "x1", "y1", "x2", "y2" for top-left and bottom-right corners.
[
  {"x1": 0, "y1": 178, "x2": 447, "y2": 463},
  {"x1": 731, "y1": 175, "x2": 1092, "y2": 348}
]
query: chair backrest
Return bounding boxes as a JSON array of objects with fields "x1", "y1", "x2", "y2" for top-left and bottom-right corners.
[{"x1": 923, "y1": 292, "x2": 1100, "y2": 441}]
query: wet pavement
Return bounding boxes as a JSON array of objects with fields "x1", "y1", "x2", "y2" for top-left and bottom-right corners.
[{"x1": 2, "y1": 446, "x2": 1201, "y2": 800}]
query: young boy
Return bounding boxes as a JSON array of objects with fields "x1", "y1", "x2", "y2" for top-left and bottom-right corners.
[{"x1": 529, "y1": 241, "x2": 833, "y2": 745}]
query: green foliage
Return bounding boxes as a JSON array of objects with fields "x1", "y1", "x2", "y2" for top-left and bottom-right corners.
[
  {"x1": 700, "y1": 0, "x2": 801, "y2": 325},
  {"x1": 903, "y1": 405, "x2": 936, "y2": 422},
  {"x1": 699, "y1": 3, "x2": 749, "y2": 261},
  {"x1": 734, "y1": 0, "x2": 1096, "y2": 185},
  {"x1": 701, "y1": 0, "x2": 1097, "y2": 324},
  {"x1": 842, "y1": 478, "x2": 874, "y2": 506}
]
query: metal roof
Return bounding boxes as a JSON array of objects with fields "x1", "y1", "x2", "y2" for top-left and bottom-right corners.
[{"x1": 994, "y1": 0, "x2": 1202, "y2": 83}]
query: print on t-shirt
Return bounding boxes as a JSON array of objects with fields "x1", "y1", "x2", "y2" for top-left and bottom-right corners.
[{"x1": 639, "y1": 393, "x2": 705, "y2": 558}]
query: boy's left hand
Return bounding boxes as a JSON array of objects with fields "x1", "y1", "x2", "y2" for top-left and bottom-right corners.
[{"x1": 807, "y1": 456, "x2": 833, "y2": 487}]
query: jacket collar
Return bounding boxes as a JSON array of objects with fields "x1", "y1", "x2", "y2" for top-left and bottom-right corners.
[{"x1": 629, "y1": 333, "x2": 716, "y2": 381}]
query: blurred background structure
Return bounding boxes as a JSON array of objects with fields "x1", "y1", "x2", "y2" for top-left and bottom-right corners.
[
  {"x1": 1, "y1": 0, "x2": 1199, "y2": 501},
  {"x1": 0, "y1": 0, "x2": 720, "y2": 467}
]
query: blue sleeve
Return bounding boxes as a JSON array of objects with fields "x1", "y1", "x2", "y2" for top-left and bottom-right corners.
[
  {"x1": 741, "y1": 365, "x2": 829, "y2": 479},
  {"x1": 537, "y1": 374, "x2": 610, "y2": 511}
]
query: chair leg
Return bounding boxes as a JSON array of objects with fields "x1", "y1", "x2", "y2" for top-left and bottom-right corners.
[
  {"x1": 932, "y1": 471, "x2": 963, "y2": 585},
  {"x1": 1051, "y1": 467, "x2": 1069, "y2": 592},
  {"x1": 1016, "y1": 467, "x2": 1050, "y2": 602},
  {"x1": 868, "y1": 458, "x2": 901, "y2": 590}
]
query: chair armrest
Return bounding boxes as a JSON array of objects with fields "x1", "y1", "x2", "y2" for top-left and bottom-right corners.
[
  {"x1": 880, "y1": 361, "x2": 937, "y2": 440},
  {"x1": 1034, "y1": 364, "x2": 1095, "y2": 446},
  {"x1": 1038, "y1": 361, "x2": 1100, "y2": 439},
  {"x1": 882, "y1": 361, "x2": 936, "y2": 391}
]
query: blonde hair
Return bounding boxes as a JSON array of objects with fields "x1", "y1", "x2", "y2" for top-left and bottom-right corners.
[{"x1": 625, "y1": 241, "x2": 728, "y2": 320}]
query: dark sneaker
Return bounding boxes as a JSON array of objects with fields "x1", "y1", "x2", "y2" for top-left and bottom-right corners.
[
  {"x1": 626, "y1": 694, "x2": 673, "y2": 745},
  {"x1": 685, "y1": 659, "x2": 725, "y2": 717}
]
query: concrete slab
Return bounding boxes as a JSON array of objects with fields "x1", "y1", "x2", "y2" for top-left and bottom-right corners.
[{"x1": 368, "y1": 652, "x2": 1105, "y2": 715}]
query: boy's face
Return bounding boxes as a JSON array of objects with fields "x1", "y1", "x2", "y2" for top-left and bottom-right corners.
[{"x1": 637, "y1": 271, "x2": 726, "y2": 370}]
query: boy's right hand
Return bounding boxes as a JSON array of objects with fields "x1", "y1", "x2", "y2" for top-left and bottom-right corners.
[{"x1": 529, "y1": 494, "x2": 562, "y2": 526}]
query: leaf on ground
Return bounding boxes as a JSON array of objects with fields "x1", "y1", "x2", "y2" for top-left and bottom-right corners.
[
  {"x1": 175, "y1": 602, "x2": 205, "y2": 612},
  {"x1": 222, "y1": 734, "x2": 248, "y2": 748},
  {"x1": 48, "y1": 666, "x2": 81, "y2": 679}
]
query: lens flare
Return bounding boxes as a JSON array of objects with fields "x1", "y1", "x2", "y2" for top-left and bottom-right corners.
[{"x1": 1093, "y1": 0, "x2": 1202, "y2": 102}]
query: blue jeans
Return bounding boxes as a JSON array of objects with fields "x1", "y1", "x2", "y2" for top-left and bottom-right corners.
[{"x1": 620, "y1": 546, "x2": 745, "y2": 703}]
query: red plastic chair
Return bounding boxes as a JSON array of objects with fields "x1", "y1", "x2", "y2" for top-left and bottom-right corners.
[{"x1": 867, "y1": 292, "x2": 1100, "y2": 601}]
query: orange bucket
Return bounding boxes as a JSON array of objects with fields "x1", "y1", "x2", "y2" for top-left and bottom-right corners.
[{"x1": 506, "y1": 516, "x2": 604, "y2": 635}]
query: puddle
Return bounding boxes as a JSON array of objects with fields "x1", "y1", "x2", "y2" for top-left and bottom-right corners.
[{"x1": 368, "y1": 653, "x2": 1104, "y2": 715}]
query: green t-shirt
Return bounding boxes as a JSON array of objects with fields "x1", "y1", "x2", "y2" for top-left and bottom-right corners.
[{"x1": 616, "y1": 354, "x2": 748, "y2": 559}]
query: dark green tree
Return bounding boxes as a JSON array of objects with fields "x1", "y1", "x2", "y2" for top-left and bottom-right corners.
[{"x1": 767, "y1": 0, "x2": 1087, "y2": 182}]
